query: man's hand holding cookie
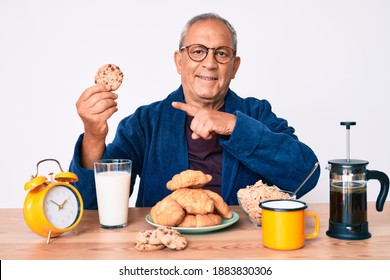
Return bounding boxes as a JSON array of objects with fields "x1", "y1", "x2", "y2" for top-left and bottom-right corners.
[
  {"x1": 77, "y1": 64, "x2": 124, "y2": 137},
  {"x1": 76, "y1": 64, "x2": 123, "y2": 169}
]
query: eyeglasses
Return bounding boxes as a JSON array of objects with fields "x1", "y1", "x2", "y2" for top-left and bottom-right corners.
[{"x1": 180, "y1": 44, "x2": 236, "y2": 64}]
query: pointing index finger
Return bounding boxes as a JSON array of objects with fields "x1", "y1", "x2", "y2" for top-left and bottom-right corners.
[{"x1": 171, "y1": 102, "x2": 198, "y2": 117}]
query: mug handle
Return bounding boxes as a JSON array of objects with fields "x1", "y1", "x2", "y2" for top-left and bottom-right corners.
[{"x1": 305, "y1": 211, "x2": 320, "y2": 239}]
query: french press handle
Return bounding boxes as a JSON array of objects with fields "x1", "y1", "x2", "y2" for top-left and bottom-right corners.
[{"x1": 367, "y1": 170, "x2": 389, "y2": 212}]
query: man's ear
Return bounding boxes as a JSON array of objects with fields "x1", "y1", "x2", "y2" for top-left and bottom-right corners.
[{"x1": 174, "y1": 50, "x2": 183, "y2": 74}]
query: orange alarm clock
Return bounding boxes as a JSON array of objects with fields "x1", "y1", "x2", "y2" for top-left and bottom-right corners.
[{"x1": 23, "y1": 158, "x2": 84, "y2": 243}]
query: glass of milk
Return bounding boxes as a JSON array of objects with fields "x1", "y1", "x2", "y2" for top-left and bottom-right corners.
[{"x1": 94, "y1": 159, "x2": 132, "y2": 229}]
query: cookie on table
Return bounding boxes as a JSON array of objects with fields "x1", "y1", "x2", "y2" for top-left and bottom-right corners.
[
  {"x1": 155, "y1": 226, "x2": 188, "y2": 251},
  {"x1": 136, "y1": 229, "x2": 162, "y2": 245},
  {"x1": 94, "y1": 63, "x2": 124, "y2": 91},
  {"x1": 134, "y1": 242, "x2": 165, "y2": 252}
]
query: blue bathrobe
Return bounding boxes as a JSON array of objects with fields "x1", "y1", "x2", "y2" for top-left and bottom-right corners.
[{"x1": 69, "y1": 86, "x2": 320, "y2": 209}]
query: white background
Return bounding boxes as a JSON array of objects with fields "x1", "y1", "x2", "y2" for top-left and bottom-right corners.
[{"x1": 1, "y1": 0, "x2": 389, "y2": 208}]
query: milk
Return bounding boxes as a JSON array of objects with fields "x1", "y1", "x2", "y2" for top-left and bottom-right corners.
[{"x1": 95, "y1": 171, "x2": 131, "y2": 228}]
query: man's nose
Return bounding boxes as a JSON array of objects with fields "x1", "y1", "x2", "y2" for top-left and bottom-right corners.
[{"x1": 203, "y1": 49, "x2": 218, "y2": 66}]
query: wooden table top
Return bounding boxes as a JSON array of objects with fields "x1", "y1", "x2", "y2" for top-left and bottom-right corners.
[{"x1": 1, "y1": 202, "x2": 389, "y2": 260}]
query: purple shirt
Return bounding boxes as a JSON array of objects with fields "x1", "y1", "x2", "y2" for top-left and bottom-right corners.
[{"x1": 186, "y1": 115, "x2": 222, "y2": 195}]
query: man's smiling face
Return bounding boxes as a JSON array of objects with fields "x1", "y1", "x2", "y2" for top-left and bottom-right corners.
[{"x1": 174, "y1": 19, "x2": 240, "y2": 108}]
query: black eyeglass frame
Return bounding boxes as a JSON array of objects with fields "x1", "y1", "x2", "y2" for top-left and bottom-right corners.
[{"x1": 180, "y1": 44, "x2": 237, "y2": 64}]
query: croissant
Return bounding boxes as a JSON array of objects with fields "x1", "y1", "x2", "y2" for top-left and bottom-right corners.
[
  {"x1": 203, "y1": 189, "x2": 233, "y2": 219},
  {"x1": 167, "y1": 169, "x2": 212, "y2": 190},
  {"x1": 149, "y1": 169, "x2": 233, "y2": 228},
  {"x1": 150, "y1": 197, "x2": 186, "y2": 226},
  {"x1": 177, "y1": 214, "x2": 197, "y2": 227},
  {"x1": 169, "y1": 188, "x2": 214, "y2": 215},
  {"x1": 195, "y1": 213, "x2": 222, "y2": 227},
  {"x1": 177, "y1": 213, "x2": 222, "y2": 227}
]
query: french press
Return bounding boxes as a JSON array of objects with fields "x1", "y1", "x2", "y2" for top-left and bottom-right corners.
[{"x1": 326, "y1": 121, "x2": 389, "y2": 240}]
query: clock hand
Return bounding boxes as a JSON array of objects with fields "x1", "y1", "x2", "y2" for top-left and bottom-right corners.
[
  {"x1": 59, "y1": 199, "x2": 68, "y2": 210},
  {"x1": 50, "y1": 200, "x2": 61, "y2": 210}
]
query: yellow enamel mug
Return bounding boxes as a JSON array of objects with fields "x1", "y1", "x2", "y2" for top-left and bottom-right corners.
[{"x1": 259, "y1": 200, "x2": 320, "y2": 250}]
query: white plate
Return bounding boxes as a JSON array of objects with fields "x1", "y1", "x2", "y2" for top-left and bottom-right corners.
[{"x1": 145, "y1": 212, "x2": 239, "y2": 234}]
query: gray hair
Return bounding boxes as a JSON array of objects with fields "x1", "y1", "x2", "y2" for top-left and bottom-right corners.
[{"x1": 179, "y1": 13, "x2": 238, "y2": 51}]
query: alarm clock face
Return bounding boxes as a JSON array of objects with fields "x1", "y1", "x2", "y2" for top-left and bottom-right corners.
[{"x1": 43, "y1": 185, "x2": 81, "y2": 229}]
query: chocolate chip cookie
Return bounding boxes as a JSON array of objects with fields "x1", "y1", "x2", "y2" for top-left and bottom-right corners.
[
  {"x1": 136, "y1": 229, "x2": 162, "y2": 245},
  {"x1": 134, "y1": 242, "x2": 165, "y2": 252},
  {"x1": 94, "y1": 63, "x2": 124, "y2": 91},
  {"x1": 155, "y1": 226, "x2": 188, "y2": 251}
]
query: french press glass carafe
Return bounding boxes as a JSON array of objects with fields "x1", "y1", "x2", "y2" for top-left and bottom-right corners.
[{"x1": 326, "y1": 122, "x2": 389, "y2": 240}]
